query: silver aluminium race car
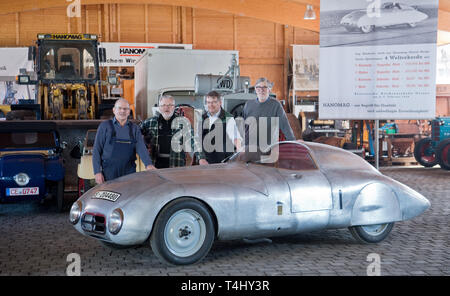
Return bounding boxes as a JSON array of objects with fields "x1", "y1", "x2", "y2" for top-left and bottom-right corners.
[
  {"x1": 341, "y1": 2, "x2": 428, "y2": 33},
  {"x1": 70, "y1": 141, "x2": 430, "y2": 265}
]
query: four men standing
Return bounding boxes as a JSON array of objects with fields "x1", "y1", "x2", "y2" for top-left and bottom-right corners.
[{"x1": 93, "y1": 77, "x2": 295, "y2": 183}]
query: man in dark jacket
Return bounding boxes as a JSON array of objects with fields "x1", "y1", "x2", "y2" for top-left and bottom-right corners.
[
  {"x1": 200, "y1": 91, "x2": 242, "y2": 164},
  {"x1": 93, "y1": 99, "x2": 155, "y2": 184}
]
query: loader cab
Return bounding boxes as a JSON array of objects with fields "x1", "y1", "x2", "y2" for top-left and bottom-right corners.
[
  {"x1": 36, "y1": 34, "x2": 100, "y2": 83},
  {"x1": 18, "y1": 33, "x2": 107, "y2": 120}
]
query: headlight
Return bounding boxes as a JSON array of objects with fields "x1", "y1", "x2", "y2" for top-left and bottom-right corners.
[
  {"x1": 14, "y1": 173, "x2": 30, "y2": 186},
  {"x1": 69, "y1": 201, "x2": 82, "y2": 224},
  {"x1": 108, "y1": 208, "x2": 124, "y2": 235}
]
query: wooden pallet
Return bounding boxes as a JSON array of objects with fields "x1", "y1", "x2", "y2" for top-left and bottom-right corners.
[
  {"x1": 371, "y1": 156, "x2": 418, "y2": 167},
  {"x1": 390, "y1": 157, "x2": 418, "y2": 166}
]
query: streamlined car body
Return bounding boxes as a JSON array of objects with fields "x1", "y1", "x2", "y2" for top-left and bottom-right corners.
[
  {"x1": 70, "y1": 141, "x2": 430, "y2": 265},
  {"x1": 341, "y1": 2, "x2": 428, "y2": 33}
]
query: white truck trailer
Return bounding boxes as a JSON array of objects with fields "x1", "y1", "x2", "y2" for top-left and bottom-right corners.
[{"x1": 134, "y1": 48, "x2": 254, "y2": 120}]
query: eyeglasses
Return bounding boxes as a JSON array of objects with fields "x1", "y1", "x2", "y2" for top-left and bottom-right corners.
[
  {"x1": 160, "y1": 104, "x2": 175, "y2": 108},
  {"x1": 115, "y1": 107, "x2": 130, "y2": 111},
  {"x1": 255, "y1": 86, "x2": 269, "y2": 90}
]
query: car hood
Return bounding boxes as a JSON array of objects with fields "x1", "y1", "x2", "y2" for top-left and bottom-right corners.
[
  {"x1": 82, "y1": 162, "x2": 268, "y2": 206},
  {"x1": 155, "y1": 162, "x2": 268, "y2": 195}
]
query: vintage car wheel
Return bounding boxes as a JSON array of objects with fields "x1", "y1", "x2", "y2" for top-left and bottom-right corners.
[
  {"x1": 360, "y1": 25, "x2": 374, "y2": 33},
  {"x1": 436, "y1": 139, "x2": 450, "y2": 170},
  {"x1": 150, "y1": 198, "x2": 215, "y2": 265},
  {"x1": 56, "y1": 180, "x2": 65, "y2": 212},
  {"x1": 414, "y1": 138, "x2": 438, "y2": 167},
  {"x1": 349, "y1": 222, "x2": 394, "y2": 244}
]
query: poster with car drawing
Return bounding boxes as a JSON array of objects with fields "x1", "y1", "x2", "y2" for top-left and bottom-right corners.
[
  {"x1": 319, "y1": 0, "x2": 438, "y2": 119},
  {"x1": 293, "y1": 45, "x2": 319, "y2": 91}
]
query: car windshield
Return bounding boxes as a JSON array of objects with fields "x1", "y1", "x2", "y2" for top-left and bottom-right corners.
[
  {"x1": 0, "y1": 132, "x2": 56, "y2": 149},
  {"x1": 227, "y1": 142, "x2": 317, "y2": 170}
]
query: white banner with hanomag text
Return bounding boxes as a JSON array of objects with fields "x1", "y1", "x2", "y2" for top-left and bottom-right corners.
[
  {"x1": 319, "y1": 0, "x2": 438, "y2": 119},
  {"x1": 100, "y1": 43, "x2": 192, "y2": 67}
]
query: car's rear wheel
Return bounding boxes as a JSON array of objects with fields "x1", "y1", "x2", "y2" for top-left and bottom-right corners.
[
  {"x1": 436, "y1": 138, "x2": 450, "y2": 170},
  {"x1": 360, "y1": 25, "x2": 374, "y2": 33},
  {"x1": 414, "y1": 138, "x2": 438, "y2": 167},
  {"x1": 150, "y1": 198, "x2": 215, "y2": 265},
  {"x1": 349, "y1": 222, "x2": 394, "y2": 244}
]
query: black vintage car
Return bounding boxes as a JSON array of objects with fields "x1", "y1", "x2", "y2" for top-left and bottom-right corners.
[{"x1": 0, "y1": 121, "x2": 66, "y2": 211}]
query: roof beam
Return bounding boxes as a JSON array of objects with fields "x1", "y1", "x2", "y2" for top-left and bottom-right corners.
[
  {"x1": 1, "y1": 0, "x2": 449, "y2": 32},
  {"x1": 0, "y1": 0, "x2": 320, "y2": 32}
]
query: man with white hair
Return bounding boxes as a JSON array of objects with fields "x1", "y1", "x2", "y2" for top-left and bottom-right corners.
[
  {"x1": 243, "y1": 77, "x2": 295, "y2": 148},
  {"x1": 140, "y1": 95, "x2": 207, "y2": 168},
  {"x1": 93, "y1": 99, "x2": 155, "y2": 184}
]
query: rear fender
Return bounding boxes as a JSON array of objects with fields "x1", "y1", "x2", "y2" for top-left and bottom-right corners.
[{"x1": 351, "y1": 183, "x2": 402, "y2": 226}]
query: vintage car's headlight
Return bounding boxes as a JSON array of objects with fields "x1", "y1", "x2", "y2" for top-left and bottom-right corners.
[
  {"x1": 69, "y1": 201, "x2": 83, "y2": 224},
  {"x1": 14, "y1": 173, "x2": 30, "y2": 186},
  {"x1": 108, "y1": 208, "x2": 124, "y2": 235}
]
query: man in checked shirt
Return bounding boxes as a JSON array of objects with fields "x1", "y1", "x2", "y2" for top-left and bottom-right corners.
[{"x1": 140, "y1": 95, "x2": 207, "y2": 168}]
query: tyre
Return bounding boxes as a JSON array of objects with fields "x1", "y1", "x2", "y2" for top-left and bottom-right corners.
[
  {"x1": 360, "y1": 25, "x2": 374, "y2": 33},
  {"x1": 56, "y1": 179, "x2": 65, "y2": 212},
  {"x1": 414, "y1": 138, "x2": 438, "y2": 167},
  {"x1": 150, "y1": 198, "x2": 215, "y2": 265},
  {"x1": 348, "y1": 222, "x2": 394, "y2": 244},
  {"x1": 436, "y1": 138, "x2": 450, "y2": 170}
]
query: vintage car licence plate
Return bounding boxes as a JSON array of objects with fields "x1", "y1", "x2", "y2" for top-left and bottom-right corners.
[{"x1": 6, "y1": 187, "x2": 39, "y2": 196}]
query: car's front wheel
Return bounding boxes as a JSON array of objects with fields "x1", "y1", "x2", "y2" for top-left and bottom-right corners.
[
  {"x1": 150, "y1": 198, "x2": 215, "y2": 265},
  {"x1": 349, "y1": 222, "x2": 394, "y2": 244},
  {"x1": 360, "y1": 25, "x2": 374, "y2": 33}
]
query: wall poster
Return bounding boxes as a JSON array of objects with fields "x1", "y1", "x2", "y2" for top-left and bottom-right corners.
[
  {"x1": 319, "y1": 0, "x2": 439, "y2": 119},
  {"x1": 293, "y1": 45, "x2": 319, "y2": 91},
  {"x1": 436, "y1": 43, "x2": 450, "y2": 84}
]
